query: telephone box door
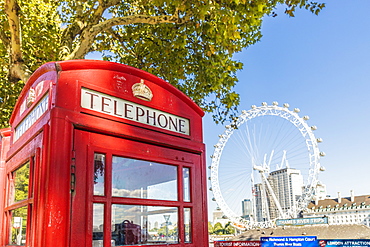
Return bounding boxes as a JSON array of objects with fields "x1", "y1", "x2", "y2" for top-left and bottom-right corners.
[{"x1": 71, "y1": 129, "x2": 205, "y2": 247}]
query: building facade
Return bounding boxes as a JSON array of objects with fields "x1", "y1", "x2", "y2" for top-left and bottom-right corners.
[
  {"x1": 212, "y1": 208, "x2": 229, "y2": 226},
  {"x1": 303, "y1": 192, "x2": 370, "y2": 227},
  {"x1": 241, "y1": 199, "x2": 253, "y2": 220},
  {"x1": 253, "y1": 168, "x2": 304, "y2": 221},
  {"x1": 268, "y1": 168, "x2": 304, "y2": 219}
]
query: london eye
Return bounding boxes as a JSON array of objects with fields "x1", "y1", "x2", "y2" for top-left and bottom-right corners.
[{"x1": 209, "y1": 102, "x2": 325, "y2": 229}]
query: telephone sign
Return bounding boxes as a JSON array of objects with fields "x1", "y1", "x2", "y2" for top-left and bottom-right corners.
[{"x1": 81, "y1": 88, "x2": 190, "y2": 135}]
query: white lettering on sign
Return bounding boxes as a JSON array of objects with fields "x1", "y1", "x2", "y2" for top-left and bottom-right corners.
[
  {"x1": 81, "y1": 88, "x2": 190, "y2": 135},
  {"x1": 15, "y1": 94, "x2": 49, "y2": 141}
]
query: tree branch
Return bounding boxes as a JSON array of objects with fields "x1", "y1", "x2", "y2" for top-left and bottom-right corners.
[
  {"x1": 64, "y1": 13, "x2": 188, "y2": 60},
  {"x1": 59, "y1": 22, "x2": 83, "y2": 58},
  {"x1": 106, "y1": 28, "x2": 138, "y2": 58},
  {"x1": 92, "y1": 13, "x2": 184, "y2": 35},
  {"x1": 4, "y1": 0, "x2": 29, "y2": 82},
  {"x1": 91, "y1": 0, "x2": 106, "y2": 24},
  {"x1": 105, "y1": 0, "x2": 122, "y2": 8},
  {"x1": 0, "y1": 29, "x2": 10, "y2": 48}
]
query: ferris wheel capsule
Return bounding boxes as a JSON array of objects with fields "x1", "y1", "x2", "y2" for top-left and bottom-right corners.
[
  {"x1": 272, "y1": 101, "x2": 278, "y2": 106},
  {"x1": 294, "y1": 108, "x2": 300, "y2": 113},
  {"x1": 317, "y1": 138, "x2": 323, "y2": 143},
  {"x1": 262, "y1": 102, "x2": 267, "y2": 106},
  {"x1": 319, "y1": 152, "x2": 326, "y2": 157},
  {"x1": 303, "y1": 116, "x2": 310, "y2": 120},
  {"x1": 311, "y1": 126, "x2": 317, "y2": 130},
  {"x1": 283, "y1": 103, "x2": 290, "y2": 108},
  {"x1": 251, "y1": 105, "x2": 257, "y2": 109}
]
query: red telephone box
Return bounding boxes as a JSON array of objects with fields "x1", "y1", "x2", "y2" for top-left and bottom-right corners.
[{"x1": 0, "y1": 60, "x2": 208, "y2": 247}]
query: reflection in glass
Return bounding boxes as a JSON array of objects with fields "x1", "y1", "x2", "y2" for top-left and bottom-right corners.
[
  {"x1": 184, "y1": 208, "x2": 192, "y2": 243},
  {"x1": 112, "y1": 157, "x2": 177, "y2": 201},
  {"x1": 12, "y1": 163, "x2": 30, "y2": 203},
  {"x1": 10, "y1": 206, "x2": 28, "y2": 246},
  {"x1": 94, "y1": 154, "x2": 105, "y2": 196},
  {"x1": 92, "y1": 204, "x2": 105, "y2": 245},
  {"x1": 111, "y1": 204, "x2": 178, "y2": 245},
  {"x1": 183, "y1": 168, "x2": 190, "y2": 202}
]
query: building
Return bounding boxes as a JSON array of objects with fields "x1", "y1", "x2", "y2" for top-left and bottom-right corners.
[
  {"x1": 212, "y1": 207, "x2": 229, "y2": 226},
  {"x1": 313, "y1": 182, "x2": 327, "y2": 201},
  {"x1": 253, "y1": 168, "x2": 304, "y2": 221},
  {"x1": 303, "y1": 191, "x2": 370, "y2": 227},
  {"x1": 241, "y1": 199, "x2": 253, "y2": 220},
  {"x1": 254, "y1": 183, "x2": 267, "y2": 222},
  {"x1": 269, "y1": 168, "x2": 304, "y2": 216}
]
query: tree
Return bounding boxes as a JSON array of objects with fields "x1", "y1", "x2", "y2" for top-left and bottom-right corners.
[
  {"x1": 0, "y1": 0, "x2": 325, "y2": 127},
  {"x1": 209, "y1": 221, "x2": 236, "y2": 235},
  {"x1": 212, "y1": 222, "x2": 224, "y2": 235},
  {"x1": 208, "y1": 222, "x2": 213, "y2": 234},
  {"x1": 224, "y1": 222, "x2": 236, "y2": 235}
]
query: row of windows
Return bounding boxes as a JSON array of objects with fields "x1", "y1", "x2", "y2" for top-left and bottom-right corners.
[
  {"x1": 314, "y1": 212, "x2": 370, "y2": 218},
  {"x1": 328, "y1": 211, "x2": 370, "y2": 215},
  {"x1": 4, "y1": 152, "x2": 194, "y2": 246},
  {"x1": 5, "y1": 161, "x2": 33, "y2": 246},
  {"x1": 93, "y1": 154, "x2": 190, "y2": 202},
  {"x1": 91, "y1": 153, "x2": 193, "y2": 246}
]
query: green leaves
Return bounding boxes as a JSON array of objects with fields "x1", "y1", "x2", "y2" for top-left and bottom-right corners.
[
  {"x1": 0, "y1": 0, "x2": 325, "y2": 127},
  {"x1": 209, "y1": 221, "x2": 236, "y2": 235},
  {"x1": 0, "y1": 0, "x2": 60, "y2": 127}
]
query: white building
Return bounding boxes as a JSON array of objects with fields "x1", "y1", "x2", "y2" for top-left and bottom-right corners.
[
  {"x1": 242, "y1": 199, "x2": 253, "y2": 220},
  {"x1": 313, "y1": 182, "x2": 327, "y2": 201},
  {"x1": 303, "y1": 191, "x2": 370, "y2": 227},
  {"x1": 266, "y1": 168, "x2": 304, "y2": 219},
  {"x1": 212, "y1": 207, "x2": 229, "y2": 226},
  {"x1": 254, "y1": 183, "x2": 267, "y2": 222}
]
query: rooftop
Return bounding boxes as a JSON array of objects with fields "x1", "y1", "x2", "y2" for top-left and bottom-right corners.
[{"x1": 307, "y1": 195, "x2": 370, "y2": 209}]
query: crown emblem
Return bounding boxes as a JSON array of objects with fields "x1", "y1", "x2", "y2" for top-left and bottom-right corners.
[
  {"x1": 26, "y1": 88, "x2": 36, "y2": 107},
  {"x1": 132, "y1": 79, "x2": 153, "y2": 101}
]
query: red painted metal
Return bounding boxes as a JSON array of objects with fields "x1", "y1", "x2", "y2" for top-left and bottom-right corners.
[
  {"x1": 0, "y1": 128, "x2": 11, "y2": 245},
  {"x1": 0, "y1": 60, "x2": 208, "y2": 247}
]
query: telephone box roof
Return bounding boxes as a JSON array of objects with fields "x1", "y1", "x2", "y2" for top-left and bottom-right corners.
[{"x1": 10, "y1": 60, "x2": 204, "y2": 125}]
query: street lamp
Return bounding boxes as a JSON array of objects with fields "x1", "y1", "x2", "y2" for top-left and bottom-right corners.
[{"x1": 163, "y1": 215, "x2": 170, "y2": 240}]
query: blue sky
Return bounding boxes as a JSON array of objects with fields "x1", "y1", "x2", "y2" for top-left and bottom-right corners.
[{"x1": 204, "y1": 0, "x2": 370, "y2": 218}]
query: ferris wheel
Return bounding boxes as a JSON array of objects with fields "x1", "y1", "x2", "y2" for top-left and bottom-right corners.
[{"x1": 209, "y1": 102, "x2": 325, "y2": 229}]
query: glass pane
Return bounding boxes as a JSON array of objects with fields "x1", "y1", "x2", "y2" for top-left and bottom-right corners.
[
  {"x1": 112, "y1": 157, "x2": 177, "y2": 201},
  {"x1": 94, "y1": 154, "x2": 105, "y2": 196},
  {"x1": 183, "y1": 168, "x2": 190, "y2": 202},
  {"x1": 92, "y1": 204, "x2": 104, "y2": 245},
  {"x1": 9, "y1": 206, "x2": 28, "y2": 246},
  {"x1": 11, "y1": 163, "x2": 30, "y2": 203},
  {"x1": 111, "y1": 204, "x2": 178, "y2": 246},
  {"x1": 184, "y1": 208, "x2": 192, "y2": 243}
]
